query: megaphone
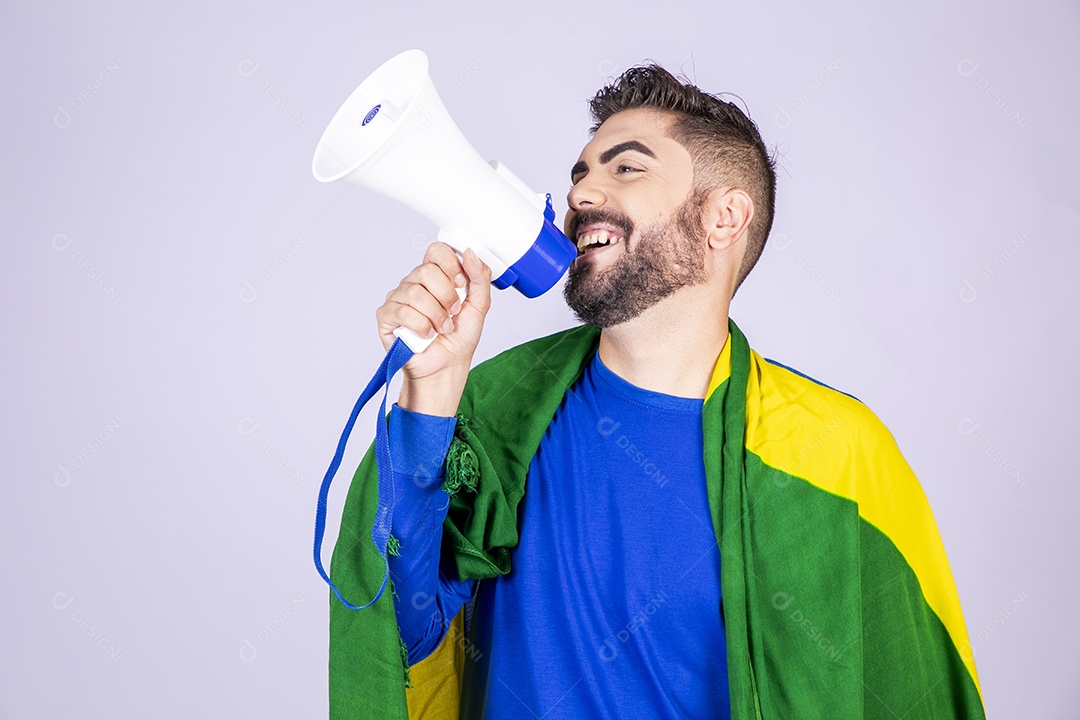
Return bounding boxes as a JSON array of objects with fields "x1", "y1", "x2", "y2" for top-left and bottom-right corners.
[{"x1": 312, "y1": 50, "x2": 577, "y2": 352}]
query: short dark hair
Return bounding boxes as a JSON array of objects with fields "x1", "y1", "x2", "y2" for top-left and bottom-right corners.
[{"x1": 589, "y1": 65, "x2": 777, "y2": 292}]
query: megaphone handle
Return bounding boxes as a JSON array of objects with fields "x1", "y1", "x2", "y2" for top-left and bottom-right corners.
[
  {"x1": 392, "y1": 326, "x2": 436, "y2": 353},
  {"x1": 392, "y1": 285, "x2": 468, "y2": 353}
]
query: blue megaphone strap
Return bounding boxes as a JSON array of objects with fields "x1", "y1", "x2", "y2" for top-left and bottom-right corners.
[{"x1": 313, "y1": 337, "x2": 413, "y2": 610}]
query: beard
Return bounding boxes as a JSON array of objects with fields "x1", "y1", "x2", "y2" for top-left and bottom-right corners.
[{"x1": 562, "y1": 193, "x2": 709, "y2": 328}]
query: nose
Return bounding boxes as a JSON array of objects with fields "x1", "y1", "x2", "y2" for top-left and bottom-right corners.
[
  {"x1": 564, "y1": 177, "x2": 606, "y2": 236},
  {"x1": 566, "y1": 175, "x2": 606, "y2": 214}
]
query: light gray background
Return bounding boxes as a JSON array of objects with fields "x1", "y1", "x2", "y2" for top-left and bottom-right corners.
[{"x1": 2, "y1": 0, "x2": 1076, "y2": 717}]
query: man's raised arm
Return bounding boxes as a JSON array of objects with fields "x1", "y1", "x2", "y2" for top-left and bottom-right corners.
[{"x1": 374, "y1": 241, "x2": 492, "y2": 660}]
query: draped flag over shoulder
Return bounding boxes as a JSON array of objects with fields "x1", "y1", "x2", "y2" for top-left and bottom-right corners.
[{"x1": 328, "y1": 320, "x2": 985, "y2": 719}]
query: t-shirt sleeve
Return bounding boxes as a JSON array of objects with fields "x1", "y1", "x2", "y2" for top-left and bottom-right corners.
[{"x1": 387, "y1": 404, "x2": 476, "y2": 663}]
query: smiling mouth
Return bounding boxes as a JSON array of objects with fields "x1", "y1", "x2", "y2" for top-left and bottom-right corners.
[{"x1": 575, "y1": 226, "x2": 625, "y2": 256}]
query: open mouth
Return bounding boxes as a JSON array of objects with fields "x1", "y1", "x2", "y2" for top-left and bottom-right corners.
[{"x1": 576, "y1": 225, "x2": 626, "y2": 257}]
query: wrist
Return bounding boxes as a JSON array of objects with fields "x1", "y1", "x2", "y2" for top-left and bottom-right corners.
[{"x1": 398, "y1": 364, "x2": 470, "y2": 417}]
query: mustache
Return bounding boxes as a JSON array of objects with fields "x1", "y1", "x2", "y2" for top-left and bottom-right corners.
[{"x1": 568, "y1": 208, "x2": 634, "y2": 242}]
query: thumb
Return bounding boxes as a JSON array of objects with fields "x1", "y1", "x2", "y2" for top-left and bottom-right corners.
[{"x1": 461, "y1": 248, "x2": 492, "y2": 315}]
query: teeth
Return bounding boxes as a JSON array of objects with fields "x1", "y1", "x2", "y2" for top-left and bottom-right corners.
[{"x1": 576, "y1": 229, "x2": 623, "y2": 252}]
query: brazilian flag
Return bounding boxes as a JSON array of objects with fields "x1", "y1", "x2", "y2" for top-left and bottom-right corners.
[{"x1": 329, "y1": 320, "x2": 984, "y2": 719}]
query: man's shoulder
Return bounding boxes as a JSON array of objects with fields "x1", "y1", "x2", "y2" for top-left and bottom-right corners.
[{"x1": 745, "y1": 349, "x2": 901, "y2": 472}]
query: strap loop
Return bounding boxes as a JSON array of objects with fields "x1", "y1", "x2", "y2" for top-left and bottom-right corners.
[{"x1": 313, "y1": 338, "x2": 414, "y2": 610}]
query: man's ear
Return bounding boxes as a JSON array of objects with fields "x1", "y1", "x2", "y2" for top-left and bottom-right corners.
[{"x1": 705, "y1": 187, "x2": 755, "y2": 252}]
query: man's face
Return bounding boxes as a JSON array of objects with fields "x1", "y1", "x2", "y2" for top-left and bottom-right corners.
[{"x1": 562, "y1": 108, "x2": 709, "y2": 328}]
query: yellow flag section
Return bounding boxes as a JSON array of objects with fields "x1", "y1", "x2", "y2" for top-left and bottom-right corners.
[
  {"x1": 707, "y1": 340, "x2": 981, "y2": 704},
  {"x1": 404, "y1": 611, "x2": 465, "y2": 719}
]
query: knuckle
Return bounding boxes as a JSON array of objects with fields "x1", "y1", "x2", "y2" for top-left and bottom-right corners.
[
  {"x1": 426, "y1": 241, "x2": 451, "y2": 262},
  {"x1": 404, "y1": 282, "x2": 429, "y2": 304},
  {"x1": 416, "y1": 262, "x2": 443, "y2": 285}
]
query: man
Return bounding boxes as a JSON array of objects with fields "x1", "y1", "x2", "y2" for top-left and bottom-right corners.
[{"x1": 328, "y1": 65, "x2": 985, "y2": 719}]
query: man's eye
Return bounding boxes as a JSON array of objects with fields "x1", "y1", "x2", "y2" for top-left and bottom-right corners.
[{"x1": 617, "y1": 164, "x2": 641, "y2": 174}]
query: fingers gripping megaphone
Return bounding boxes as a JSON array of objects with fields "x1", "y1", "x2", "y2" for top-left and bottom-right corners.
[{"x1": 311, "y1": 50, "x2": 577, "y2": 352}]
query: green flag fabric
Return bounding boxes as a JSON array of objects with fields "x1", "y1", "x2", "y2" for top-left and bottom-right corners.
[{"x1": 328, "y1": 320, "x2": 984, "y2": 719}]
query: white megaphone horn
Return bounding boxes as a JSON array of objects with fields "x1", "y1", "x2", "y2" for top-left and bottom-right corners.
[{"x1": 312, "y1": 50, "x2": 577, "y2": 352}]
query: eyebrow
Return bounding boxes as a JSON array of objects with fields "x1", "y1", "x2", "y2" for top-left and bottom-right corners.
[{"x1": 570, "y1": 140, "x2": 657, "y2": 182}]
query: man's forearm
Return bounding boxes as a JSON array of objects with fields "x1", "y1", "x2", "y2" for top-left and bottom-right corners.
[{"x1": 386, "y1": 404, "x2": 473, "y2": 662}]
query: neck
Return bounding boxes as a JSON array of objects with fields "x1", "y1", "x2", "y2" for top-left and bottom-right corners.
[{"x1": 596, "y1": 283, "x2": 731, "y2": 398}]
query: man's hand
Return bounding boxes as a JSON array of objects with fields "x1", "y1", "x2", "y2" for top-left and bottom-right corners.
[{"x1": 376, "y1": 242, "x2": 492, "y2": 416}]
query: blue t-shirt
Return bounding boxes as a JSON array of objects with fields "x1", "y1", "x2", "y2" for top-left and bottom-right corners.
[{"x1": 388, "y1": 351, "x2": 730, "y2": 719}]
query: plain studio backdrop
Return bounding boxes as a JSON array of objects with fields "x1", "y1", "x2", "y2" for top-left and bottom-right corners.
[{"x1": 2, "y1": 0, "x2": 1076, "y2": 717}]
